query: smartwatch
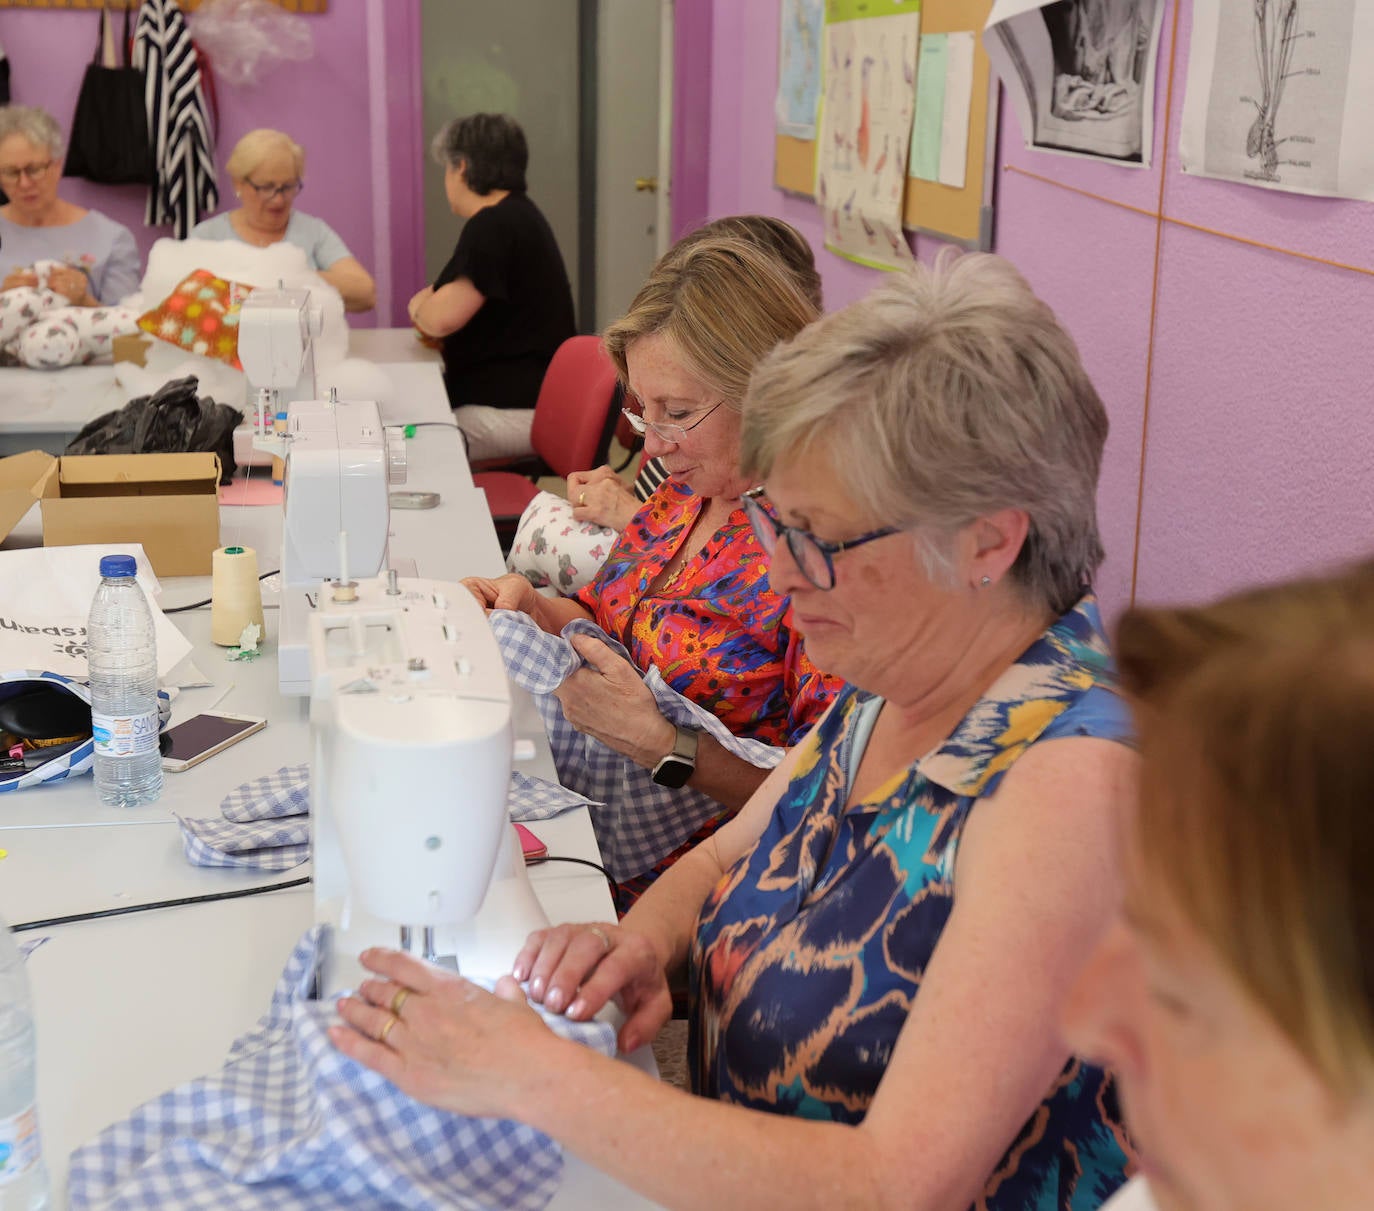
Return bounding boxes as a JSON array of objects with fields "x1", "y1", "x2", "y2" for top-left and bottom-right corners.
[{"x1": 650, "y1": 725, "x2": 699, "y2": 788}]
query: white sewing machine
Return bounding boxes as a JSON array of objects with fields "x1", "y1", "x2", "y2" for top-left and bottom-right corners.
[
  {"x1": 309, "y1": 573, "x2": 548, "y2": 997},
  {"x1": 276, "y1": 393, "x2": 406, "y2": 695},
  {"x1": 237, "y1": 286, "x2": 322, "y2": 414}
]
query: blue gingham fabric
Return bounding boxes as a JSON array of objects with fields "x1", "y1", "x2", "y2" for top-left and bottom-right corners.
[
  {"x1": 0, "y1": 671, "x2": 170, "y2": 794},
  {"x1": 68, "y1": 925, "x2": 617, "y2": 1211},
  {"x1": 177, "y1": 764, "x2": 311, "y2": 871},
  {"x1": 487, "y1": 611, "x2": 785, "y2": 881},
  {"x1": 179, "y1": 766, "x2": 595, "y2": 868},
  {"x1": 508, "y1": 771, "x2": 600, "y2": 822}
]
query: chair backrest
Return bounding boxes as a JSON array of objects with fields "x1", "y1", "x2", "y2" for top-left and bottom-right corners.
[{"x1": 529, "y1": 335, "x2": 622, "y2": 479}]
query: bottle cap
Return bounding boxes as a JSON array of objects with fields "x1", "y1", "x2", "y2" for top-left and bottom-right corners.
[{"x1": 98, "y1": 554, "x2": 137, "y2": 578}]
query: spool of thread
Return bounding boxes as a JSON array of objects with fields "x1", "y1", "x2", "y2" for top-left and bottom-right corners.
[{"x1": 211, "y1": 545, "x2": 266, "y2": 646}]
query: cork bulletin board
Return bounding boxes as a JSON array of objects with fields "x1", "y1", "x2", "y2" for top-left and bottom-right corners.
[{"x1": 774, "y1": 0, "x2": 999, "y2": 249}]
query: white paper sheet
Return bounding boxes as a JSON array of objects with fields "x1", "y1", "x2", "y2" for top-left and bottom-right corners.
[
  {"x1": 984, "y1": 0, "x2": 1166, "y2": 167},
  {"x1": 0, "y1": 544, "x2": 193, "y2": 679},
  {"x1": 1180, "y1": 0, "x2": 1374, "y2": 201},
  {"x1": 817, "y1": 9, "x2": 921, "y2": 269}
]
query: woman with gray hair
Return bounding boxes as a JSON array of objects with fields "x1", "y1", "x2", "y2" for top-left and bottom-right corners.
[
  {"x1": 332, "y1": 253, "x2": 1137, "y2": 1210},
  {"x1": 410, "y1": 113, "x2": 576, "y2": 461},
  {"x1": 0, "y1": 105, "x2": 140, "y2": 304}
]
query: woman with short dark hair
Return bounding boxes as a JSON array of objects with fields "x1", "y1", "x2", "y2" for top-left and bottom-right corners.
[{"x1": 410, "y1": 113, "x2": 576, "y2": 462}]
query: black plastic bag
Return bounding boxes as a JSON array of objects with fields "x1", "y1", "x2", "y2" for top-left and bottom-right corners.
[
  {"x1": 65, "y1": 376, "x2": 243, "y2": 484},
  {"x1": 63, "y1": 5, "x2": 155, "y2": 186}
]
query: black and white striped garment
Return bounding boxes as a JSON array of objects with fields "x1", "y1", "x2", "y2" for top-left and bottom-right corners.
[
  {"x1": 132, "y1": 0, "x2": 217, "y2": 238},
  {"x1": 632, "y1": 456, "x2": 669, "y2": 502}
]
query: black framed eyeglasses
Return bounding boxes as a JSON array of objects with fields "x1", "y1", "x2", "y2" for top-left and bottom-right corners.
[
  {"x1": 244, "y1": 178, "x2": 303, "y2": 201},
  {"x1": 742, "y1": 487, "x2": 900, "y2": 591},
  {"x1": 620, "y1": 399, "x2": 724, "y2": 445}
]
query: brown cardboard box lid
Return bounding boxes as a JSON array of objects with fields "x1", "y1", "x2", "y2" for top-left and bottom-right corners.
[
  {"x1": 41, "y1": 453, "x2": 221, "y2": 577},
  {"x1": 0, "y1": 451, "x2": 58, "y2": 544}
]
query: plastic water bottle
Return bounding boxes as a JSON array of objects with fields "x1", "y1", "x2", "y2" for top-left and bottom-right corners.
[
  {"x1": 87, "y1": 555, "x2": 162, "y2": 807},
  {"x1": 0, "y1": 918, "x2": 49, "y2": 1210}
]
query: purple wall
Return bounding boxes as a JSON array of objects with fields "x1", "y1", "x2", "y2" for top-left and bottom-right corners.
[
  {"x1": 0, "y1": 2, "x2": 424, "y2": 327},
  {"x1": 689, "y1": 0, "x2": 1374, "y2": 618}
]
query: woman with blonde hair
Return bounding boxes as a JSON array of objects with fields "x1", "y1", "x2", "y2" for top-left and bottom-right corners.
[
  {"x1": 1065, "y1": 559, "x2": 1374, "y2": 1211},
  {"x1": 333, "y1": 254, "x2": 1137, "y2": 1209},
  {"x1": 465, "y1": 233, "x2": 841, "y2": 903},
  {"x1": 190, "y1": 128, "x2": 376, "y2": 312}
]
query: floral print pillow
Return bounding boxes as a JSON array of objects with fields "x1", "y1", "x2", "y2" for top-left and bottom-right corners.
[
  {"x1": 137, "y1": 268, "x2": 251, "y2": 367},
  {"x1": 505, "y1": 490, "x2": 618, "y2": 593}
]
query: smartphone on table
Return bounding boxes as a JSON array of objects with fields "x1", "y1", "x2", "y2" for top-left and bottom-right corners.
[{"x1": 161, "y1": 711, "x2": 267, "y2": 772}]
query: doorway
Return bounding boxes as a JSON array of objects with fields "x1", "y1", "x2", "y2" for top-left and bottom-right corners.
[{"x1": 417, "y1": 0, "x2": 671, "y2": 335}]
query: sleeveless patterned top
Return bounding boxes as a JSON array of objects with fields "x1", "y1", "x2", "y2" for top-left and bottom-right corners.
[{"x1": 689, "y1": 595, "x2": 1136, "y2": 1210}]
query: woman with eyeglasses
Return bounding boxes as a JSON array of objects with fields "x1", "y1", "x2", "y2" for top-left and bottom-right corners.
[
  {"x1": 464, "y1": 235, "x2": 841, "y2": 906},
  {"x1": 189, "y1": 128, "x2": 376, "y2": 312},
  {"x1": 0, "y1": 105, "x2": 140, "y2": 305},
  {"x1": 1064, "y1": 560, "x2": 1374, "y2": 1211},
  {"x1": 338, "y1": 254, "x2": 1137, "y2": 1211}
]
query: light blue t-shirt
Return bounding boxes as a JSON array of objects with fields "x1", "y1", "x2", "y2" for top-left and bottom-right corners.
[
  {"x1": 0, "y1": 210, "x2": 141, "y2": 304},
  {"x1": 188, "y1": 211, "x2": 353, "y2": 272}
]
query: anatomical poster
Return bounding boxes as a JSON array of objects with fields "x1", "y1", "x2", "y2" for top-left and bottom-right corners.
[
  {"x1": 984, "y1": 0, "x2": 1166, "y2": 166},
  {"x1": 815, "y1": 0, "x2": 921, "y2": 270},
  {"x1": 1179, "y1": 0, "x2": 1374, "y2": 201},
  {"x1": 777, "y1": 0, "x2": 826, "y2": 140}
]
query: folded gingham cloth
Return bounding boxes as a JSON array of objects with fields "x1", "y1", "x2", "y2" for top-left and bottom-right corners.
[
  {"x1": 177, "y1": 764, "x2": 311, "y2": 871},
  {"x1": 488, "y1": 611, "x2": 785, "y2": 881},
  {"x1": 68, "y1": 925, "x2": 618, "y2": 1211},
  {"x1": 178, "y1": 765, "x2": 590, "y2": 869}
]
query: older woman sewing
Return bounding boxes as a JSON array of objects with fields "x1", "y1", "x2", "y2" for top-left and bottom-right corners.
[
  {"x1": 190, "y1": 128, "x2": 376, "y2": 312},
  {"x1": 334, "y1": 253, "x2": 1137, "y2": 1210},
  {"x1": 467, "y1": 236, "x2": 838, "y2": 902},
  {"x1": 0, "y1": 105, "x2": 140, "y2": 305},
  {"x1": 1066, "y1": 559, "x2": 1374, "y2": 1211}
]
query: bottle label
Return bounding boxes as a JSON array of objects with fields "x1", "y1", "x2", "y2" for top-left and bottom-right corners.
[
  {"x1": 0, "y1": 1102, "x2": 41, "y2": 1185},
  {"x1": 91, "y1": 710, "x2": 160, "y2": 758}
]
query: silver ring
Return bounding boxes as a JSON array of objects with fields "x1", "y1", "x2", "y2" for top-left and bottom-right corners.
[{"x1": 587, "y1": 926, "x2": 612, "y2": 953}]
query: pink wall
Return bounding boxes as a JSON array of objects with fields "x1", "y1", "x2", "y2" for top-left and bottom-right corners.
[
  {"x1": 0, "y1": 1, "x2": 425, "y2": 328},
  {"x1": 692, "y1": 0, "x2": 1374, "y2": 619}
]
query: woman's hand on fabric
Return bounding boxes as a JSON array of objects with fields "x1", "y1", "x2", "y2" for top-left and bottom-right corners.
[
  {"x1": 512, "y1": 922, "x2": 673, "y2": 1054},
  {"x1": 2, "y1": 268, "x2": 39, "y2": 292},
  {"x1": 461, "y1": 572, "x2": 542, "y2": 616},
  {"x1": 556, "y1": 632, "x2": 676, "y2": 767},
  {"x1": 330, "y1": 948, "x2": 552, "y2": 1120},
  {"x1": 47, "y1": 265, "x2": 95, "y2": 306},
  {"x1": 567, "y1": 466, "x2": 639, "y2": 531}
]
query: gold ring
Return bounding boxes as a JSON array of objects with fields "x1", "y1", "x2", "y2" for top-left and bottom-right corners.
[
  {"x1": 389, "y1": 987, "x2": 410, "y2": 1016},
  {"x1": 378, "y1": 1013, "x2": 399, "y2": 1045},
  {"x1": 578, "y1": 491, "x2": 587, "y2": 507},
  {"x1": 588, "y1": 926, "x2": 612, "y2": 953}
]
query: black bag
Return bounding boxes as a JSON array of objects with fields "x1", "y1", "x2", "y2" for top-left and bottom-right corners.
[{"x1": 63, "y1": 4, "x2": 154, "y2": 186}]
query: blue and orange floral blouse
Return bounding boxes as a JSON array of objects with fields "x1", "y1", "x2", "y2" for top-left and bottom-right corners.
[
  {"x1": 574, "y1": 482, "x2": 838, "y2": 746},
  {"x1": 689, "y1": 595, "x2": 1136, "y2": 1210}
]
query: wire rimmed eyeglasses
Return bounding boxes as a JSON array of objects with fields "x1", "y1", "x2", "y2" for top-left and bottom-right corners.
[
  {"x1": 244, "y1": 178, "x2": 303, "y2": 201},
  {"x1": 620, "y1": 399, "x2": 724, "y2": 445},
  {"x1": 742, "y1": 487, "x2": 901, "y2": 591}
]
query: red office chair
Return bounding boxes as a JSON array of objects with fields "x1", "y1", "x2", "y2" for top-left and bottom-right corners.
[{"x1": 472, "y1": 335, "x2": 623, "y2": 550}]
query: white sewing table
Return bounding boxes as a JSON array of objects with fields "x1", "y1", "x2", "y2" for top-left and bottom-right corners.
[
  {"x1": 0, "y1": 410, "x2": 659, "y2": 1207},
  {"x1": 0, "y1": 328, "x2": 444, "y2": 458}
]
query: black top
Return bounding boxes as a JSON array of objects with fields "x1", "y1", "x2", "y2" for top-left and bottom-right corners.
[{"x1": 434, "y1": 192, "x2": 576, "y2": 411}]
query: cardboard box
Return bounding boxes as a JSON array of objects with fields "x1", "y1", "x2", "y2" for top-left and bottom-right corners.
[{"x1": 0, "y1": 451, "x2": 221, "y2": 577}]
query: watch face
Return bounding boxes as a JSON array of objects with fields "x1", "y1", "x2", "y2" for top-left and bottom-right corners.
[{"x1": 651, "y1": 755, "x2": 694, "y2": 788}]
